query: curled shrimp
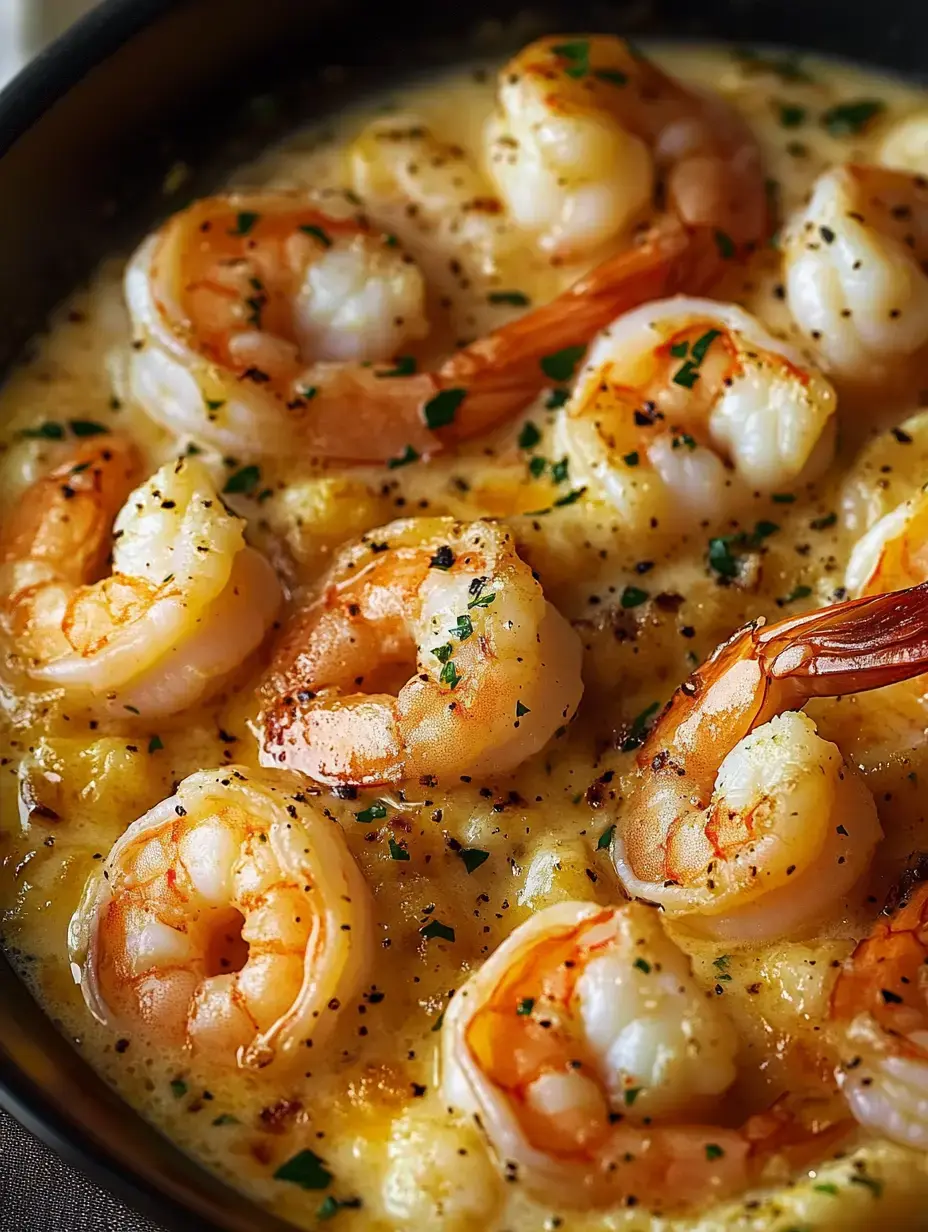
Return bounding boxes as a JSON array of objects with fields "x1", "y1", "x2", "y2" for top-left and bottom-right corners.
[
  {"x1": 0, "y1": 442, "x2": 281, "y2": 717},
  {"x1": 258, "y1": 518, "x2": 583, "y2": 785},
  {"x1": 486, "y1": 35, "x2": 767, "y2": 264},
  {"x1": 612, "y1": 584, "x2": 928, "y2": 941},
  {"x1": 879, "y1": 111, "x2": 928, "y2": 176},
  {"x1": 830, "y1": 871, "x2": 928, "y2": 1149},
  {"x1": 554, "y1": 296, "x2": 837, "y2": 529},
  {"x1": 443, "y1": 900, "x2": 843, "y2": 1211},
  {"x1": 68, "y1": 766, "x2": 372, "y2": 1072},
  {"x1": 783, "y1": 164, "x2": 928, "y2": 379},
  {"x1": 846, "y1": 485, "x2": 928, "y2": 597},
  {"x1": 126, "y1": 190, "x2": 690, "y2": 462}
]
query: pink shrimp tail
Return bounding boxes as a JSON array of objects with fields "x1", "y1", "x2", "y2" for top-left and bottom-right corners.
[{"x1": 760, "y1": 581, "x2": 928, "y2": 697}]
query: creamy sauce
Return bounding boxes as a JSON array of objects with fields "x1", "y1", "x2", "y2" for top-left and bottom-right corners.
[{"x1": 3, "y1": 39, "x2": 928, "y2": 1231}]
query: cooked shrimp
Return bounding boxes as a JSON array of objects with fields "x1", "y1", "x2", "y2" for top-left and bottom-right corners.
[
  {"x1": 68, "y1": 766, "x2": 372, "y2": 1071},
  {"x1": 486, "y1": 35, "x2": 767, "y2": 263},
  {"x1": 879, "y1": 111, "x2": 928, "y2": 176},
  {"x1": 783, "y1": 164, "x2": 928, "y2": 378},
  {"x1": 830, "y1": 871, "x2": 928, "y2": 1149},
  {"x1": 126, "y1": 190, "x2": 692, "y2": 462},
  {"x1": 846, "y1": 485, "x2": 928, "y2": 597},
  {"x1": 554, "y1": 296, "x2": 837, "y2": 529},
  {"x1": 613, "y1": 584, "x2": 928, "y2": 941},
  {"x1": 0, "y1": 443, "x2": 281, "y2": 717},
  {"x1": 258, "y1": 518, "x2": 583, "y2": 785},
  {"x1": 443, "y1": 900, "x2": 842, "y2": 1210}
]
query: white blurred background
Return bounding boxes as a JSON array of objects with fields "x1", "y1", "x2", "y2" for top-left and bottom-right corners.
[{"x1": 0, "y1": 0, "x2": 98, "y2": 87}]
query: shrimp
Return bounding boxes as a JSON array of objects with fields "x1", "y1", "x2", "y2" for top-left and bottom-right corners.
[
  {"x1": 846, "y1": 485, "x2": 928, "y2": 597},
  {"x1": 612, "y1": 584, "x2": 928, "y2": 941},
  {"x1": 554, "y1": 296, "x2": 837, "y2": 529},
  {"x1": 258, "y1": 518, "x2": 583, "y2": 785},
  {"x1": 442, "y1": 900, "x2": 845, "y2": 1210},
  {"x1": 0, "y1": 442, "x2": 281, "y2": 717},
  {"x1": 126, "y1": 190, "x2": 694, "y2": 462},
  {"x1": 879, "y1": 111, "x2": 928, "y2": 176},
  {"x1": 485, "y1": 35, "x2": 768, "y2": 263},
  {"x1": 68, "y1": 766, "x2": 372, "y2": 1072},
  {"x1": 783, "y1": 164, "x2": 928, "y2": 379},
  {"x1": 830, "y1": 870, "x2": 928, "y2": 1149}
]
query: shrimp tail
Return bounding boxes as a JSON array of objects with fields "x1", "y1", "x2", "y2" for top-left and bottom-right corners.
[
  {"x1": 760, "y1": 582, "x2": 928, "y2": 697},
  {"x1": 435, "y1": 217, "x2": 693, "y2": 442}
]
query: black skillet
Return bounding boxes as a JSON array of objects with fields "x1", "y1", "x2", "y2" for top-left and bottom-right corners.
[{"x1": 0, "y1": 1, "x2": 924, "y2": 1228}]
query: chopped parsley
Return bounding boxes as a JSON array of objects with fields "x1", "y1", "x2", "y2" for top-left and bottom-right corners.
[
  {"x1": 440, "y1": 660, "x2": 461, "y2": 689},
  {"x1": 19, "y1": 421, "x2": 65, "y2": 440},
  {"x1": 550, "y1": 457, "x2": 570, "y2": 484},
  {"x1": 810, "y1": 511, "x2": 837, "y2": 530},
  {"x1": 633, "y1": 958, "x2": 651, "y2": 974},
  {"x1": 69, "y1": 420, "x2": 109, "y2": 437},
  {"x1": 777, "y1": 102, "x2": 807, "y2": 128},
  {"x1": 377, "y1": 355, "x2": 417, "y2": 378},
  {"x1": 388, "y1": 838, "x2": 410, "y2": 862},
  {"x1": 772, "y1": 492, "x2": 796, "y2": 503},
  {"x1": 623, "y1": 450, "x2": 639, "y2": 467},
  {"x1": 529, "y1": 455, "x2": 547, "y2": 478},
  {"x1": 671, "y1": 432, "x2": 697, "y2": 450},
  {"x1": 714, "y1": 230, "x2": 736, "y2": 260},
  {"x1": 420, "y1": 919, "x2": 455, "y2": 942},
  {"x1": 621, "y1": 701, "x2": 661, "y2": 752},
  {"x1": 624, "y1": 1087, "x2": 641, "y2": 1106},
  {"x1": 205, "y1": 398, "x2": 226, "y2": 412},
  {"x1": 546, "y1": 388, "x2": 570, "y2": 410},
  {"x1": 450, "y1": 614, "x2": 473, "y2": 640},
  {"x1": 460, "y1": 848, "x2": 490, "y2": 873},
  {"x1": 515, "y1": 700, "x2": 530, "y2": 717},
  {"x1": 432, "y1": 643, "x2": 454, "y2": 664},
  {"x1": 708, "y1": 521, "x2": 779, "y2": 578},
  {"x1": 516, "y1": 997, "x2": 535, "y2": 1015},
  {"x1": 355, "y1": 801, "x2": 388, "y2": 824},
  {"x1": 595, "y1": 68, "x2": 628, "y2": 86},
  {"x1": 540, "y1": 345, "x2": 586, "y2": 383},
  {"x1": 822, "y1": 98, "x2": 885, "y2": 137},
  {"x1": 423, "y1": 388, "x2": 466, "y2": 429},
  {"x1": 848, "y1": 1174, "x2": 883, "y2": 1197},
  {"x1": 147, "y1": 734, "x2": 164, "y2": 754},
  {"x1": 597, "y1": 825, "x2": 615, "y2": 850},
  {"x1": 518, "y1": 420, "x2": 541, "y2": 450},
  {"x1": 211, "y1": 1113, "x2": 239, "y2": 1126},
  {"x1": 299, "y1": 223, "x2": 333, "y2": 247},
  {"x1": 300, "y1": 386, "x2": 318, "y2": 401},
  {"x1": 429, "y1": 545, "x2": 455, "y2": 570},
  {"x1": 387, "y1": 444, "x2": 420, "y2": 469},
  {"x1": 223, "y1": 465, "x2": 261, "y2": 495},
  {"x1": 317, "y1": 1196, "x2": 362, "y2": 1221},
  {"x1": 671, "y1": 327, "x2": 721, "y2": 387},
  {"x1": 620, "y1": 585, "x2": 649, "y2": 609},
  {"x1": 705, "y1": 1143, "x2": 725, "y2": 1161},
  {"x1": 814, "y1": 1183, "x2": 840, "y2": 1196},
  {"x1": 273, "y1": 1149, "x2": 333, "y2": 1190},
  {"x1": 467, "y1": 580, "x2": 496, "y2": 609},
  {"x1": 488, "y1": 290, "x2": 530, "y2": 306},
  {"x1": 553, "y1": 486, "x2": 586, "y2": 508},
  {"x1": 230, "y1": 211, "x2": 260, "y2": 236},
  {"x1": 779, "y1": 584, "x2": 812, "y2": 605},
  {"x1": 552, "y1": 39, "x2": 591, "y2": 78},
  {"x1": 170, "y1": 1078, "x2": 188, "y2": 1099}
]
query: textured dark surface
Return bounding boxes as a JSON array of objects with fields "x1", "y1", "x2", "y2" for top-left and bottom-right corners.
[{"x1": 1, "y1": 1110, "x2": 162, "y2": 1231}]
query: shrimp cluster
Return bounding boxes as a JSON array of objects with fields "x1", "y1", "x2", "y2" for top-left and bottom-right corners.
[
  {"x1": 443, "y1": 900, "x2": 840, "y2": 1210},
  {"x1": 783, "y1": 164, "x2": 928, "y2": 378},
  {"x1": 556, "y1": 296, "x2": 837, "y2": 528},
  {"x1": 0, "y1": 443, "x2": 280, "y2": 717},
  {"x1": 258, "y1": 518, "x2": 583, "y2": 785},
  {"x1": 613, "y1": 583, "x2": 928, "y2": 940},
  {"x1": 69, "y1": 767, "x2": 372, "y2": 1071}
]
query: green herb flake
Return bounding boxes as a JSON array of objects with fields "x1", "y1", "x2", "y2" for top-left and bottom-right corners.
[
  {"x1": 124, "y1": 704, "x2": 141, "y2": 715},
  {"x1": 431, "y1": 643, "x2": 454, "y2": 663},
  {"x1": 671, "y1": 432, "x2": 697, "y2": 450},
  {"x1": 552, "y1": 39, "x2": 591, "y2": 79},
  {"x1": 848, "y1": 1174, "x2": 883, "y2": 1197},
  {"x1": 467, "y1": 591, "x2": 496, "y2": 610},
  {"x1": 672, "y1": 362, "x2": 700, "y2": 389},
  {"x1": 633, "y1": 957, "x2": 651, "y2": 974},
  {"x1": 420, "y1": 919, "x2": 455, "y2": 942},
  {"x1": 423, "y1": 388, "x2": 466, "y2": 430},
  {"x1": 516, "y1": 997, "x2": 535, "y2": 1016},
  {"x1": 20, "y1": 421, "x2": 65, "y2": 440},
  {"x1": 670, "y1": 340, "x2": 689, "y2": 358},
  {"x1": 388, "y1": 838, "x2": 410, "y2": 862},
  {"x1": 301, "y1": 386, "x2": 318, "y2": 401},
  {"x1": 546, "y1": 387, "x2": 570, "y2": 410},
  {"x1": 300, "y1": 223, "x2": 333, "y2": 248},
  {"x1": 518, "y1": 421, "x2": 541, "y2": 450},
  {"x1": 212, "y1": 1113, "x2": 239, "y2": 1126},
  {"x1": 431, "y1": 1008, "x2": 445, "y2": 1032},
  {"x1": 317, "y1": 1196, "x2": 362, "y2": 1221},
  {"x1": 553, "y1": 486, "x2": 587, "y2": 508},
  {"x1": 515, "y1": 700, "x2": 530, "y2": 717},
  {"x1": 69, "y1": 420, "x2": 109, "y2": 437},
  {"x1": 147, "y1": 734, "x2": 164, "y2": 754},
  {"x1": 377, "y1": 355, "x2": 417, "y2": 378},
  {"x1": 170, "y1": 1078, "x2": 188, "y2": 1099},
  {"x1": 772, "y1": 492, "x2": 796, "y2": 503},
  {"x1": 714, "y1": 230, "x2": 736, "y2": 260},
  {"x1": 597, "y1": 824, "x2": 615, "y2": 850},
  {"x1": 822, "y1": 98, "x2": 885, "y2": 137},
  {"x1": 778, "y1": 102, "x2": 807, "y2": 128},
  {"x1": 529, "y1": 455, "x2": 547, "y2": 478},
  {"x1": 355, "y1": 801, "x2": 388, "y2": 824},
  {"x1": 550, "y1": 457, "x2": 570, "y2": 484},
  {"x1": 540, "y1": 345, "x2": 586, "y2": 383},
  {"x1": 810, "y1": 511, "x2": 837, "y2": 530},
  {"x1": 621, "y1": 701, "x2": 661, "y2": 752},
  {"x1": 780, "y1": 584, "x2": 812, "y2": 605},
  {"x1": 439, "y1": 659, "x2": 461, "y2": 689},
  {"x1": 750, "y1": 520, "x2": 780, "y2": 544},
  {"x1": 705, "y1": 1143, "x2": 725, "y2": 1161},
  {"x1": 624, "y1": 1087, "x2": 641, "y2": 1106},
  {"x1": 488, "y1": 290, "x2": 530, "y2": 306},
  {"x1": 387, "y1": 444, "x2": 420, "y2": 469},
  {"x1": 273, "y1": 1149, "x2": 333, "y2": 1191},
  {"x1": 691, "y1": 328, "x2": 722, "y2": 364},
  {"x1": 460, "y1": 848, "x2": 490, "y2": 874},
  {"x1": 230, "y1": 211, "x2": 260, "y2": 236},
  {"x1": 623, "y1": 450, "x2": 639, "y2": 467},
  {"x1": 594, "y1": 68, "x2": 628, "y2": 86},
  {"x1": 450, "y1": 615, "x2": 473, "y2": 641},
  {"x1": 205, "y1": 398, "x2": 226, "y2": 412},
  {"x1": 814, "y1": 1182, "x2": 840, "y2": 1195},
  {"x1": 223, "y1": 465, "x2": 261, "y2": 495},
  {"x1": 620, "y1": 585, "x2": 649, "y2": 609}
]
